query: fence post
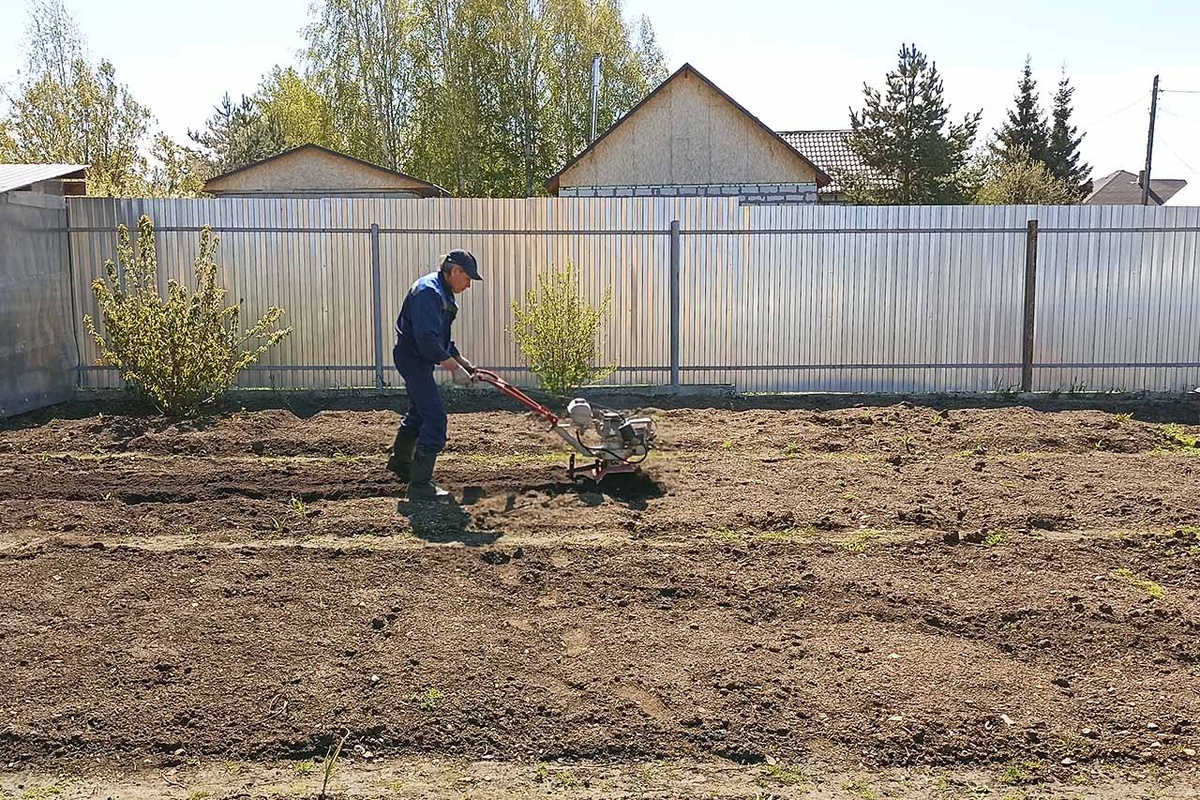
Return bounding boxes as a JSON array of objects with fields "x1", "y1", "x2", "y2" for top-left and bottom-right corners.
[
  {"x1": 370, "y1": 222, "x2": 384, "y2": 390},
  {"x1": 1021, "y1": 219, "x2": 1039, "y2": 393},
  {"x1": 669, "y1": 219, "x2": 680, "y2": 387}
]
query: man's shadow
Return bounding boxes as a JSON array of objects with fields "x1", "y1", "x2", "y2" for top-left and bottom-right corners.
[{"x1": 397, "y1": 486, "x2": 500, "y2": 546}]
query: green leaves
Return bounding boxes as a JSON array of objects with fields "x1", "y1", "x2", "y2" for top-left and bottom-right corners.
[
  {"x1": 83, "y1": 215, "x2": 293, "y2": 417},
  {"x1": 3, "y1": 56, "x2": 152, "y2": 196},
  {"x1": 974, "y1": 145, "x2": 1077, "y2": 205},
  {"x1": 509, "y1": 262, "x2": 615, "y2": 398},
  {"x1": 2, "y1": 0, "x2": 203, "y2": 197},
  {"x1": 283, "y1": 0, "x2": 666, "y2": 197}
]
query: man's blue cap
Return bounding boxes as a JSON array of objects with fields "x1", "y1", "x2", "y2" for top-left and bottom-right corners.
[{"x1": 445, "y1": 249, "x2": 482, "y2": 281}]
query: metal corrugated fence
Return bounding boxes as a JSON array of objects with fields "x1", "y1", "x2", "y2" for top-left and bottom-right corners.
[
  {"x1": 1034, "y1": 204, "x2": 1200, "y2": 392},
  {"x1": 63, "y1": 197, "x2": 1200, "y2": 394},
  {"x1": 0, "y1": 193, "x2": 75, "y2": 417}
]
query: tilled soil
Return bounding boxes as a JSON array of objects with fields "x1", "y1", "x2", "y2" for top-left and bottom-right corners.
[{"x1": 2, "y1": 396, "x2": 1199, "y2": 790}]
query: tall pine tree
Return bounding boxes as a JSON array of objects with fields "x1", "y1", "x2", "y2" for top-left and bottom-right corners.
[
  {"x1": 187, "y1": 93, "x2": 286, "y2": 175},
  {"x1": 844, "y1": 43, "x2": 981, "y2": 205},
  {"x1": 1045, "y1": 68, "x2": 1092, "y2": 200},
  {"x1": 992, "y1": 56, "x2": 1049, "y2": 164}
]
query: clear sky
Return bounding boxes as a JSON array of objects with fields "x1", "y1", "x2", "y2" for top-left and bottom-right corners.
[{"x1": 2, "y1": 0, "x2": 1198, "y2": 203}]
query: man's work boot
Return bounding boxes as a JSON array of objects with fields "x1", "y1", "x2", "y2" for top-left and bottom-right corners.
[
  {"x1": 406, "y1": 446, "x2": 451, "y2": 502},
  {"x1": 387, "y1": 428, "x2": 419, "y2": 480}
]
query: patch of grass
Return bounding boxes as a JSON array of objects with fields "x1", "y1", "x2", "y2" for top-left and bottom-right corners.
[
  {"x1": 459, "y1": 450, "x2": 571, "y2": 467},
  {"x1": 1162, "y1": 424, "x2": 1199, "y2": 449},
  {"x1": 841, "y1": 528, "x2": 884, "y2": 553},
  {"x1": 412, "y1": 686, "x2": 444, "y2": 710},
  {"x1": 706, "y1": 526, "x2": 814, "y2": 543},
  {"x1": 552, "y1": 770, "x2": 582, "y2": 788},
  {"x1": 534, "y1": 763, "x2": 582, "y2": 788},
  {"x1": 760, "y1": 762, "x2": 806, "y2": 787},
  {"x1": 984, "y1": 531, "x2": 1006, "y2": 547},
  {"x1": 288, "y1": 496, "x2": 308, "y2": 516},
  {"x1": 841, "y1": 777, "x2": 878, "y2": 799},
  {"x1": 757, "y1": 526, "x2": 816, "y2": 542},
  {"x1": 1114, "y1": 412, "x2": 1133, "y2": 424},
  {"x1": 187, "y1": 792, "x2": 212, "y2": 800},
  {"x1": 332, "y1": 451, "x2": 369, "y2": 465},
  {"x1": 1149, "y1": 446, "x2": 1200, "y2": 459},
  {"x1": 783, "y1": 441, "x2": 804, "y2": 455},
  {"x1": 708, "y1": 526, "x2": 747, "y2": 542},
  {"x1": 15, "y1": 783, "x2": 70, "y2": 800},
  {"x1": 632, "y1": 764, "x2": 660, "y2": 789},
  {"x1": 293, "y1": 760, "x2": 315, "y2": 774},
  {"x1": 1001, "y1": 759, "x2": 1046, "y2": 786},
  {"x1": 1113, "y1": 567, "x2": 1166, "y2": 599}
]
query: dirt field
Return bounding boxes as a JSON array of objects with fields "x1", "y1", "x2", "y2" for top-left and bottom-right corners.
[{"x1": 2, "y1": 391, "x2": 1199, "y2": 799}]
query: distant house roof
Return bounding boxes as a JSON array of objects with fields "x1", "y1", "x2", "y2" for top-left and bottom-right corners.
[
  {"x1": 545, "y1": 63, "x2": 832, "y2": 194},
  {"x1": 0, "y1": 163, "x2": 88, "y2": 194},
  {"x1": 1084, "y1": 169, "x2": 1187, "y2": 205},
  {"x1": 202, "y1": 144, "x2": 449, "y2": 198},
  {"x1": 777, "y1": 130, "x2": 864, "y2": 195}
]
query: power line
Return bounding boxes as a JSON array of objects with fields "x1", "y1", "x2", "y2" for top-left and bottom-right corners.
[
  {"x1": 1160, "y1": 89, "x2": 1200, "y2": 95},
  {"x1": 1158, "y1": 108, "x2": 1200, "y2": 126},
  {"x1": 1077, "y1": 96, "x2": 1145, "y2": 127},
  {"x1": 1156, "y1": 135, "x2": 1198, "y2": 173}
]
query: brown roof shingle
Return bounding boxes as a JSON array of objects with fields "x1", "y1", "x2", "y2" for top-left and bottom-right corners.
[
  {"x1": 778, "y1": 130, "x2": 866, "y2": 195},
  {"x1": 1083, "y1": 170, "x2": 1187, "y2": 205}
]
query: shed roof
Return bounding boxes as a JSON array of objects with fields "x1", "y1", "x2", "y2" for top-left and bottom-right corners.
[
  {"x1": 0, "y1": 163, "x2": 88, "y2": 194},
  {"x1": 202, "y1": 144, "x2": 449, "y2": 197}
]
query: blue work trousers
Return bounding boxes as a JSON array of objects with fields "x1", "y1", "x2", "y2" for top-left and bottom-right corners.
[{"x1": 394, "y1": 347, "x2": 447, "y2": 453}]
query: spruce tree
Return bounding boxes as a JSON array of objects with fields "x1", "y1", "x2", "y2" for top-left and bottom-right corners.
[
  {"x1": 1045, "y1": 68, "x2": 1092, "y2": 200},
  {"x1": 993, "y1": 56, "x2": 1049, "y2": 164}
]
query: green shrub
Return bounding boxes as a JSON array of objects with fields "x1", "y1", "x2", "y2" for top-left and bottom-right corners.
[
  {"x1": 509, "y1": 261, "x2": 616, "y2": 397},
  {"x1": 83, "y1": 214, "x2": 292, "y2": 416}
]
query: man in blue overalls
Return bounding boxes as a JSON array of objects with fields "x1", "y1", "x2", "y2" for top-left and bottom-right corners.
[{"x1": 388, "y1": 249, "x2": 482, "y2": 501}]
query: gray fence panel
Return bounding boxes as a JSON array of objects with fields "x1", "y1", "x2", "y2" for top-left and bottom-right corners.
[
  {"x1": 1035, "y1": 204, "x2": 1200, "y2": 392},
  {"x1": 0, "y1": 192, "x2": 74, "y2": 417},
  {"x1": 677, "y1": 203, "x2": 1029, "y2": 393}
]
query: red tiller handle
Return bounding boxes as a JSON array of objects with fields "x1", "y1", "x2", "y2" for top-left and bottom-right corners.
[{"x1": 471, "y1": 369, "x2": 559, "y2": 425}]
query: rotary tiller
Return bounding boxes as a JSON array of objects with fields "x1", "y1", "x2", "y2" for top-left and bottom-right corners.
[{"x1": 470, "y1": 368, "x2": 656, "y2": 482}]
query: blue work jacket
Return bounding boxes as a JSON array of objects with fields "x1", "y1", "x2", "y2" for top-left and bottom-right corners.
[{"x1": 394, "y1": 271, "x2": 461, "y2": 366}]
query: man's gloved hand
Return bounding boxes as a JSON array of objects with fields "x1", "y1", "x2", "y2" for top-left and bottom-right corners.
[{"x1": 451, "y1": 365, "x2": 473, "y2": 387}]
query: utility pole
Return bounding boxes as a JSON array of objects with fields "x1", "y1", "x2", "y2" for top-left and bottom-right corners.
[{"x1": 1142, "y1": 74, "x2": 1160, "y2": 205}]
